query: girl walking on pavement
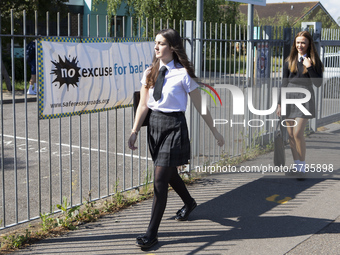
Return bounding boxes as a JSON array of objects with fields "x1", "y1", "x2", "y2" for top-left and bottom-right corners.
[
  {"x1": 276, "y1": 31, "x2": 323, "y2": 178},
  {"x1": 128, "y1": 28, "x2": 224, "y2": 249}
]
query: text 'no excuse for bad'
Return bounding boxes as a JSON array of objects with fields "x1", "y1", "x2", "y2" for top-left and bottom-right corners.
[{"x1": 80, "y1": 62, "x2": 150, "y2": 77}]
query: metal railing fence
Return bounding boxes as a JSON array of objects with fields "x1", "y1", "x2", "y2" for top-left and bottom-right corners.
[{"x1": 1, "y1": 10, "x2": 340, "y2": 230}]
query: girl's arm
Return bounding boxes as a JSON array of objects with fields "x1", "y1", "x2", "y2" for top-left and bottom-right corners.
[{"x1": 128, "y1": 85, "x2": 150, "y2": 150}]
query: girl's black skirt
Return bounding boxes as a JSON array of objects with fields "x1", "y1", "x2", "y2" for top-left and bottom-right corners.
[
  {"x1": 282, "y1": 83, "x2": 315, "y2": 119},
  {"x1": 147, "y1": 110, "x2": 190, "y2": 167}
]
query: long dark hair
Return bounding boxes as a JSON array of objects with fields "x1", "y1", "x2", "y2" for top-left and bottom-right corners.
[
  {"x1": 145, "y1": 28, "x2": 196, "y2": 89},
  {"x1": 286, "y1": 30, "x2": 323, "y2": 74}
]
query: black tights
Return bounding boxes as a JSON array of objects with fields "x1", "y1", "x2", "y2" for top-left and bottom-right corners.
[{"x1": 145, "y1": 166, "x2": 193, "y2": 239}]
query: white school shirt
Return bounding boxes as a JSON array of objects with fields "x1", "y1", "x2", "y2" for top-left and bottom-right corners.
[{"x1": 141, "y1": 60, "x2": 199, "y2": 113}]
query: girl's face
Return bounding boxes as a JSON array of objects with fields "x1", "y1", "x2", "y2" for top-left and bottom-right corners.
[
  {"x1": 295, "y1": 36, "x2": 310, "y2": 56},
  {"x1": 154, "y1": 34, "x2": 173, "y2": 64}
]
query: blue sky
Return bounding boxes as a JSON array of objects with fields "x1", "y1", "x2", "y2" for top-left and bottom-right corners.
[{"x1": 266, "y1": 0, "x2": 339, "y2": 23}]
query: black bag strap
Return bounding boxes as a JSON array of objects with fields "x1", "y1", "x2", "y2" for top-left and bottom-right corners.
[
  {"x1": 276, "y1": 117, "x2": 285, "y2": 139},
  {"x1": 276, "y1": 118, "x2": 281, "y2": 132}
]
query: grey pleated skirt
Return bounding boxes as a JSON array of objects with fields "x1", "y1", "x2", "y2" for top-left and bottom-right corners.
[
  {"x1": 282, "y1": 83, "x2": 315, "y2": 119},
  {"x1": 147, "y1": 110, "x2": 190, "y2": 167}
]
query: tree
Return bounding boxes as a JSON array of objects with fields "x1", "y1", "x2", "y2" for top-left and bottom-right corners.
[
  {"x1": 1, "y1": 0, "x2": 68, "y2": 90},
  {"x1": 1, "y1": 0, "x2": 69, "y2": 35},
  {"x1": 237, "y1": 6, "x2": 339, "y2": 29},
  {"x1": 237, "y1": 11, "x2": 295, "y2": 28},
  {"x1": 295, "y1": 8, "x2": 339, "y2": 29},
  {"x1": 92, "y1": 0, "x2": 240, "y2": 36}
]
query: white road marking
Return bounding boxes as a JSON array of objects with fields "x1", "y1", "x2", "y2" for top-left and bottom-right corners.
[{"x1": 0, "y1": 134, "x2": 152, "y2": 160}]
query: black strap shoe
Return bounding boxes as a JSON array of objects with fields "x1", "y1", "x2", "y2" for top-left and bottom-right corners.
[
  {"x1": 136, "y1": 234, "x2": 158, "y2": 249},
  {"x1": 175, "y1": 200, "x2": 197, "y2": 221}
]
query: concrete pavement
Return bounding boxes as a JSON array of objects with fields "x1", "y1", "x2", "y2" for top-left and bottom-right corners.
[
  {"x1": 4, "y1": 91, "x2": 340, "y2": 254},
  {"x1": 1, "y1": 91, "x2": 37, "y2": 104}
]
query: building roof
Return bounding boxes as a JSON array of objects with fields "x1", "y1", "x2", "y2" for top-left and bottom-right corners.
[{"x1": 239, "y1": 1, "x2": 336, "y2": 25}]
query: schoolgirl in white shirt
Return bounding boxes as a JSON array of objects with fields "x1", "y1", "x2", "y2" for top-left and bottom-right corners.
[{"x1": 128, "y1": 28, "x2": 224, "y2": 249}]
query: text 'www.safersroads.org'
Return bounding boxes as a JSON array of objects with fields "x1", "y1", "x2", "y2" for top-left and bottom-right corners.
[{"x1": 50, "y1": 99, "x2": 110, "y2": 108}]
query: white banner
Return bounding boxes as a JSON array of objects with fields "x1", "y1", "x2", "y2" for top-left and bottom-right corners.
[{"x1": 38, "y1": 38, "x2": 154, "y2": 119}]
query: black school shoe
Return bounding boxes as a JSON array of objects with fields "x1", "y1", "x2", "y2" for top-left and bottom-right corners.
[
  {"x1": 136, "y1": 234, "x2": 158, "y2": 249},
  {"x1": 296, "y1": 171, "x2": 306, "y2": 181},
  {"x1": 175, "y1": 200, "x2": 197, "y2": 221}
]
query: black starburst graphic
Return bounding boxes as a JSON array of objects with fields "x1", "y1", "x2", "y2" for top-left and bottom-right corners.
[{"x1": 51, "y1": 55, "x2": 81, "y2": 90}]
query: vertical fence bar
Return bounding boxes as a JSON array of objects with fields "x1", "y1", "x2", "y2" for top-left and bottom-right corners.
[
  {"x1": 32, "y1": 9, "x2": 42, "y2": 215},
  {"x1": 45, "y1": 12, "x2": 53, "y2": 211},
  {"x1": 179, "y1": 20, "x2": 182, "y2": 37},
  {"x1": 145, "y1": 17, "x2": 150, "y2": 181},
  {"x1": 114, "y1": 16, "x2": 117, "y2": 38},
  {"x1": 131, "y1": 108, "x2": 134, "y2": 189},
  {"x1": 98, "y1": 68, "x2": 101, "y2": 198},
  {"x1": 224, "y1": 23, "x2": 229, "y2": 157},
  {"x1": 97, "y1": 15, "x2": 99, "y2": 37},
  {"x1": 10, "y1": 9, "x2": 19, "y2": 224},
  {"x1": 123, "y1": 108, "x2": 126, "y2": 191},
  {"x1": 115, "y1": 108, "x2": 118, "y2": 193},
  {"x1": 96, "y1": 15, "x2": 101, "y2": 199},
  {"x1": 0, "y1": 9, "x2": 5, "y2": 228},
  {"x1": 229, "y1": 24, "x2": 235, "y2": 157},
  {"x1": 78, "y1": 13, "x2": 83, "y2": 205},
  {"x1": 243, "y1": 25, "x2": 247, "y2": 144},
  {"x1": 131, "y1": 17, "x2": 133, "y2": 37},
  {"x1": 123, "y1": 16, "x2": 125, "y2": 37},
  {"x1": 106, "y1": 15, "x2": 110, "y2": 197},
  {"x1": 138, "y1": 17, "x2": 141, "y2": 37},
  {"x1": 88, "y1": 114, "x2": 92, "y2": 199},
  {"x1": 88, "y1": 13, "x2": 92, "y2": 200},
  {"x1": 201, "y1": 22, "x2": 206, "y2": 166},
  {"x1": 67, "y1": 12, "x2": 73, "y2": 207},
  {"x1": 98, "y1": 112, "x2": 101, "y2": 198},
  {"x1": 208, "y1": 22, "x2": 212, "y2": 163},
  {"x1": 23, "y1": 10, "x2": 30, "y2": 221},
  {"x1": 106, "y1": 110, "x2": 109, "y2": 196}
]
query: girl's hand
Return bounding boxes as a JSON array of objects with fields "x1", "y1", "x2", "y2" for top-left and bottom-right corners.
[
  {"x1": 303, "y1": 57, "x2": 312, "y2": 68},
  {"x1": 128, "y1": 132, "x2": 138, "y2": 150},
  {"x1": 213, "y1": 130, "x2": 225, "y2": 147},
  {"x1": 276, "y1": 104, "x2": 281, "y2": 117}
]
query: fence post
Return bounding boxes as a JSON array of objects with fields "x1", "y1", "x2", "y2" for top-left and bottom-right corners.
[
  {"x1": 246, "y1": 4, "x2": 254, "y2": 87},
  {"x1": 301, "y1": 22, "x2": 322, "y2": 131},
  {"x1": 0, "y1": 11, "x2": 12, "y2": 91},
  {"x1": 195, "y1": 0, "x2": 203, "y2": 78},
  {"x1": 184, "y1": 21, "x2": 199, "y2": 158},
  {"x1": 283, "y1": 27, "x2": 292, "y2": 61}
]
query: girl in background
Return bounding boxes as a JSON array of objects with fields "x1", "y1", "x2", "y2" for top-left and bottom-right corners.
[{"x1": 277, "y1": 30, "x2": 323, "y2": 178}]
